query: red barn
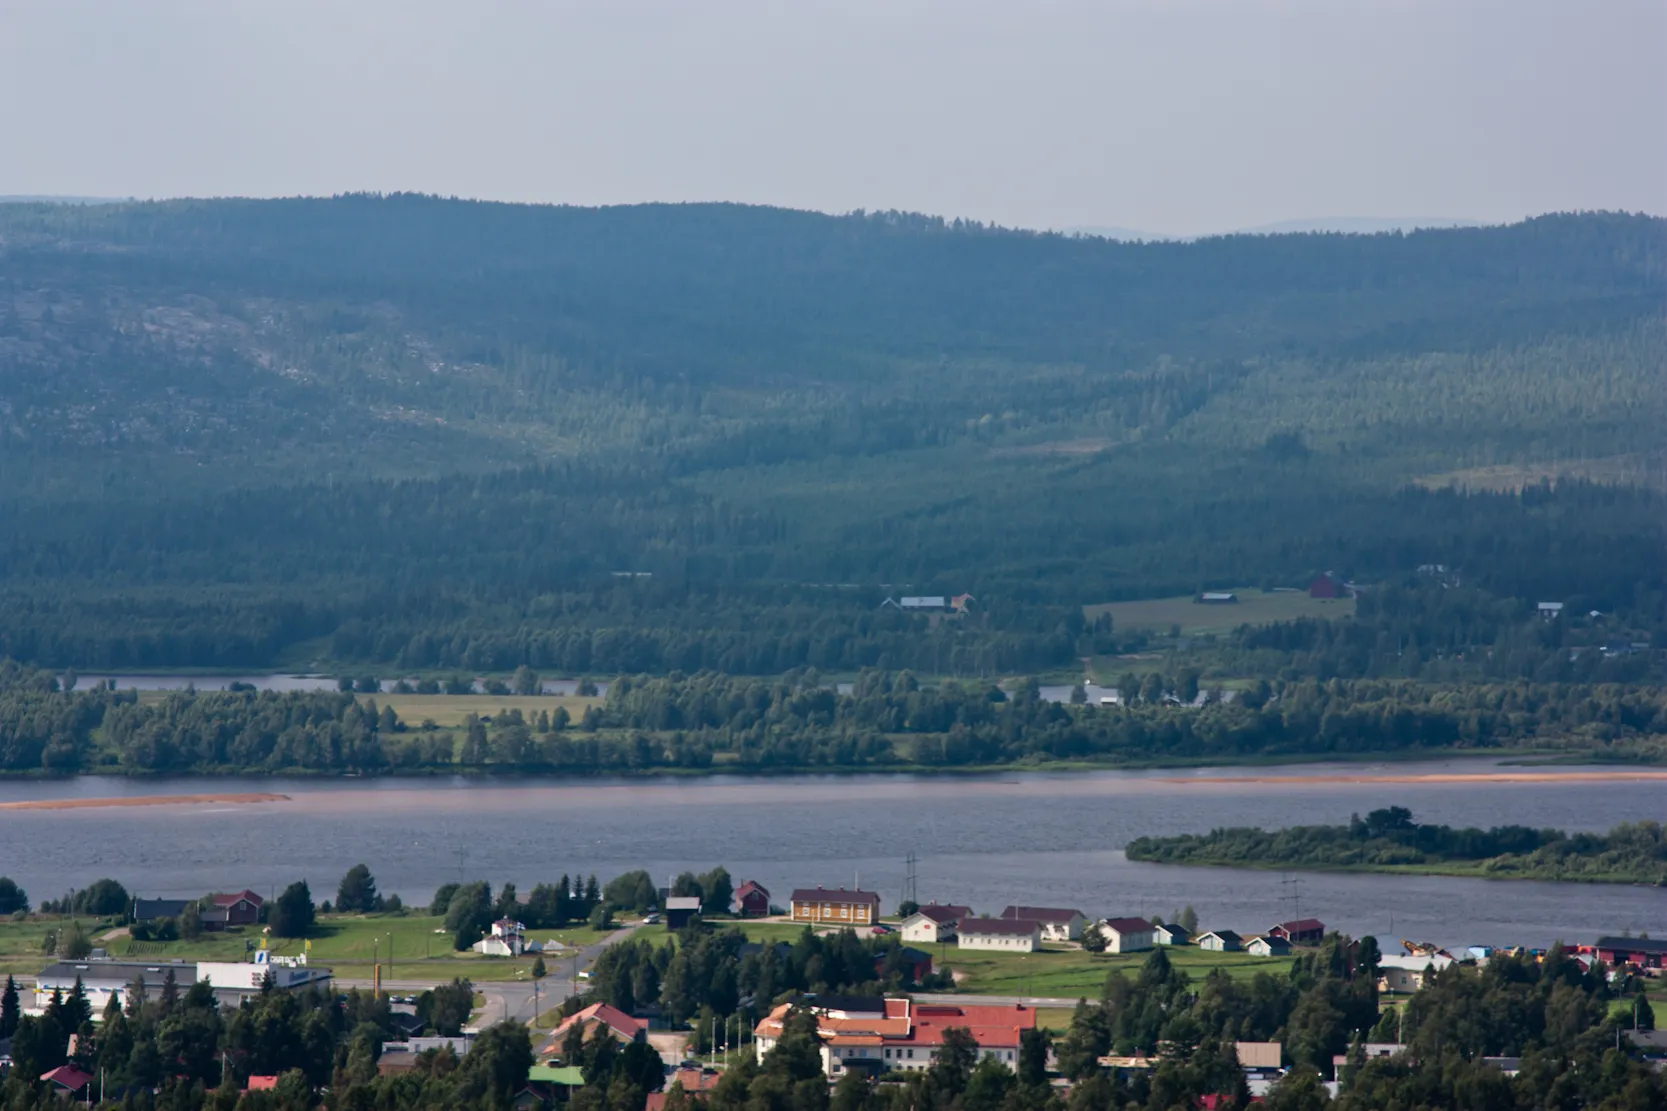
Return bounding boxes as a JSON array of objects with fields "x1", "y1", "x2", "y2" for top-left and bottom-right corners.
[
  {"x1": 737, "y1": 880, "x2": 771, "y2": 918},
  {"x1": 1595, "y1": 936, "x2": 1667, "y2": 969},
  {"x1": 1309, "y1": 573, "x2": 1347, "y2": 599},
  {"x1": 1269, "y1": 918, "x2": 1326, "y2": 945}
]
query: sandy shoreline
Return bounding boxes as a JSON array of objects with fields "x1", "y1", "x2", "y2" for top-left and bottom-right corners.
[{"x1": 0, "y1": 793, "x2": 290, "y2": 811}]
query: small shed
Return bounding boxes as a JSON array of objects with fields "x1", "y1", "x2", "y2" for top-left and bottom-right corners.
[
  {"x1": 1198, "y1": 930, "x2": 1243, "y2": 952},
  {"x1": 664, "y1": 896, "x2": 702, "y2": 929},
  {"x1": 1247, "y1": 935, "x2": 1292, "y2": 958},
  {"x1": 1196, "y1": 592, "x2": 1239, "y2": 605},
  {"x1": 1154, "y1": 923, "x2": 1192, "y2": 946}
]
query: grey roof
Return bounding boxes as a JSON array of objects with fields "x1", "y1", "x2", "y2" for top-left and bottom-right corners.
[
  {"x1": 808, "y1": 994, "x2": 887, "y2": 1015},
  {"x1": 37, "y1": 960, "x2": 192, "y2": 990},
  {"x1": 665, "y1": 896, "x2": 702, "y2": 911},
  {"x1": 1596, "y1": 936, "x2": 1667, "y2": 955},
  {"x1": 133, "y1": 898, "x2": 192, "y2": 921},
  {"x1": 959, "y1": 917, "x2": 1039, "y2": 936},
  {"x1": 1000, "y1": 906, "x2": 1084, "y2": 924}
]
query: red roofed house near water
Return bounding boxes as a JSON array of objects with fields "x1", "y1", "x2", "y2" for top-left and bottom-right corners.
[
  {"x1": 736, "y1": 881, "x2": 771, "y2": 917},
  {"x1": 1269, "y1": 919, "x2": 1326, "y2": 945},
  {"x1": 205, "y1": 889, "x2": 265, "y2": 929}
]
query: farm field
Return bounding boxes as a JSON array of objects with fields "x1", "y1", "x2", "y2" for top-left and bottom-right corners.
[
  {"x1": 363, "y1": 693, "x2": 600, "y2": 728},
  {"x1": 0, "y1": 913, "x2": 609, "y2": 982},
  {"x1": 1084, "y1": 589, "x2": 1354, "y2": 636}
]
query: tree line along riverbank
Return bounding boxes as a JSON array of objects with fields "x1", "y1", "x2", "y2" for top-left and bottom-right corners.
[
  {"x1": 1126, "y1": 806, "x2": 1667, "y2": 885},
  {"x1": 4, "y1": 659, "x2": 1667, "y2": 776}
]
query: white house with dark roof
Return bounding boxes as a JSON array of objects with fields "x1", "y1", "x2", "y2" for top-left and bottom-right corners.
[
  {"x1": 957, "y1": 918, "x2": 1040, "y2": 952},
  {"x1": 1154, "y1": 923, "x2": 1191, "y2": 946},
  {"x1": 999, "y1": 906, "x2": 1086, "y2": 941},
  {"x1": 1198, "y1": 930, "x2": 1243, "y2": 952},
  {"x1": 1096, "y1": 917, "x2": 1156, "y2": 953},
  {"x1": 899, "y1": 904, "x2": 972, "y2": 944}
]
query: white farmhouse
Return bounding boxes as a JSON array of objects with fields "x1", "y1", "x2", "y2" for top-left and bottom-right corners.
[
  {"x1": 898, "y1": 903, "x2": 971, "y2": 944},
  {"x1": 1096, "y1": 917, "x2": 1156, "y2": 953},
  {"x1": 956, "y1": 918, "x2": 1040, "y2": 953}
]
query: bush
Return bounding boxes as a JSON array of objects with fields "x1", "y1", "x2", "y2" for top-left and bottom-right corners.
[{"x1": 0, "y1": 878, "x2": 28, "y2": 915}]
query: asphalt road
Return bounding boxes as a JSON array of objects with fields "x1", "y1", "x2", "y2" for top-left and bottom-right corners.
[{"x1": 336, "y1": 922, "x2": 642, "y2": 1032}]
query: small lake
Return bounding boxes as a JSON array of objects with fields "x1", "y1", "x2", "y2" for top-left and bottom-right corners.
[{"x1": 0, "y1": 760, "x2": 1660, "y2": 949}]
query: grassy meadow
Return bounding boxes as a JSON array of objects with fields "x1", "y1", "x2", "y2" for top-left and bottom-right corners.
[
  {"x1": 1084, "y1": 589, "x2": 1355, "y2": 637},
  {"x1": 0, "y1": 913, "x2": 610, "y2": 983},
  {"x1": 362, "y1": 693, "x2": 600, "y2": 729}
]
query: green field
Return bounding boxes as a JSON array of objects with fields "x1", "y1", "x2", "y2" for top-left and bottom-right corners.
[
  {"x1": 1084, "y1": 589, "x2": 1355, "y2": 637},
  {"x1": 0, "y1": 913, "x2": 609, "y2": 983},
  {"x1": 939, "y1": 942, "x2": 1283, "y2": 998},
  {"x1": 362, "y1": 693, "x2": 601, "y2": 729},
  {"x1": 669, "y1": 921, "x2": 1283, "y2": 1000}
]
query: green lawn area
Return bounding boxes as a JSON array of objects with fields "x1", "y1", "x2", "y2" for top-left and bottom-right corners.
[
  {"x1": 1084, "y1": 589, "x2": 1354, "y2": 637},
  {"x1": 643, "y1": 921, "x2": 1282, "y2": 1002},
  {"x1": 0, "y1": 913, "x2": 609, "y2": 983},
  {"x1": 940, "y1": 944, "x2": 1287, "y2": 998}
]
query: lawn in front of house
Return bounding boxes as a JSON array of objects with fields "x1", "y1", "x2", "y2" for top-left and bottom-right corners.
[{"x1": 940, "y1": 943, "x2": 1287, "y2": 998}]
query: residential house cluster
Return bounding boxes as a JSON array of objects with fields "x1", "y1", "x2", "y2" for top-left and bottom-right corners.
[
  {"x1": 131, "y1": 889, "x2": 266, "y2": 931},
  {"x1": 891, "y1": 901, "x2": 1329, "y2": 961}
]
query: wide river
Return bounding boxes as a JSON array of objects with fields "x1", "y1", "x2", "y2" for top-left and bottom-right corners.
[{"x1": 0, "y1": 759, "x2": 1661, "y2": 950}]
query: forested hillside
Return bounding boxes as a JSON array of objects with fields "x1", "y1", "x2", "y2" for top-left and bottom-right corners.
[{"x1": 0, "y1": 198, "x2": 1662, "y2": 675}]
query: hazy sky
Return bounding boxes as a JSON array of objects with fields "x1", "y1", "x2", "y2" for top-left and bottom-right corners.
[{"x1": 2, "y1": 0, "x2": 1662, "y2": 235}]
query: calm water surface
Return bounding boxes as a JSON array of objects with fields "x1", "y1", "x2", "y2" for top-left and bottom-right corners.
[{"x1": 0, "y1": 760, "x2": 1660, "y2": 948}]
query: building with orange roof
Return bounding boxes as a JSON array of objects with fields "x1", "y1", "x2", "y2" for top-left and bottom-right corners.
[
  {"x1": 753, "y1": 997, "x2": 1035, "y2": 1078},
  {"x1": 540, "y1": 1002, "x2": 648, "y2": 1057}
]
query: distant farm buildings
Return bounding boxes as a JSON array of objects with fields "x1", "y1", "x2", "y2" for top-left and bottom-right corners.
[
  {"x1": 1308, "y1": 573, "x2": 1355, "y2": 599},
  {"x1": 1195, "y1": 592, "x2": 1239, "y2": 605}
]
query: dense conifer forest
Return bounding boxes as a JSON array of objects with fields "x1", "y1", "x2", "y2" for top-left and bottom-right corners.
[
  {"x1": 1126, "y1": 807, "x2": 1667, "y2": 884},
  {"x1": 0, "y1": 198, "x2": 1662, "y2": 772}
]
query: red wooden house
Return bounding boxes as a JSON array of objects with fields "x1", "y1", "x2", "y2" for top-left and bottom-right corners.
[
  {"x1": 1269, "y1": 918, "x2": 1326, "y2": 945},
  {"x1": 737, "y1": 881, "x2": 771, "y2": 917}
]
